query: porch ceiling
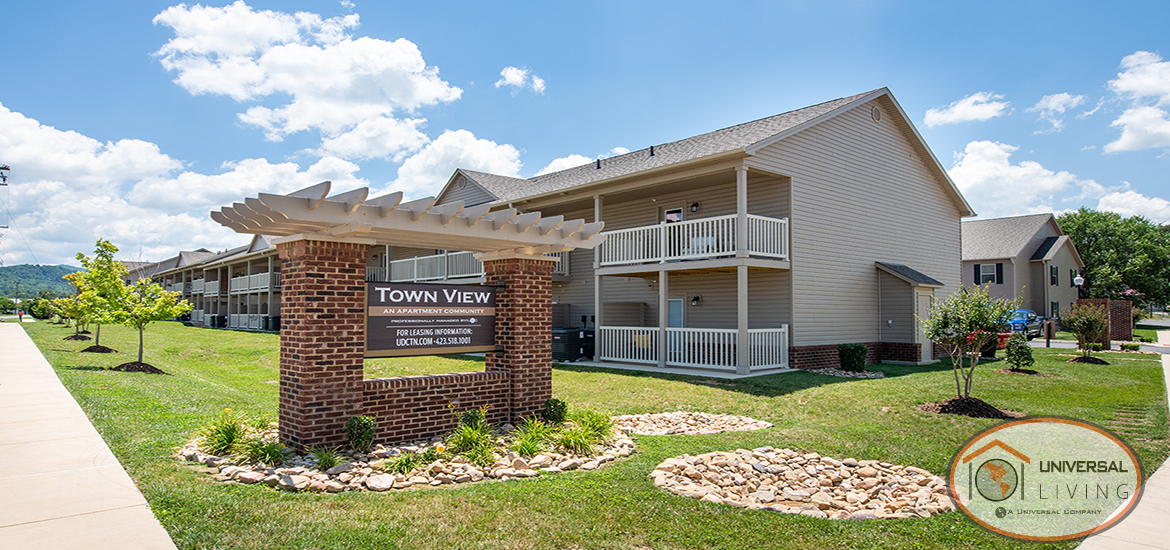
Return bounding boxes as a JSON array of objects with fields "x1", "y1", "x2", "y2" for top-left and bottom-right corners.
[{"x1": 211, "y1": 181, "x2": 606, "y2": 255}]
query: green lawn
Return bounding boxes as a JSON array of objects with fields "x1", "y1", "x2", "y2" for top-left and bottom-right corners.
[{"x1": 21, "y1": 321, "x2": 1170, "y2": 550}]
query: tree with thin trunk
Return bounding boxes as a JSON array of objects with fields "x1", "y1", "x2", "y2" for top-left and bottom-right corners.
[
  {"x1": 1062, "y1": 303, "x2": 1109, "y2": 362},
  {"x1": 119, "y1": 277, "x2": 191, "y2": 367},
  {"x1": 920, "y1": 285, "x2": 1018, "y2": 399},
  {"x1": 68, "y1": 239, "x2": 129, "y2": 351}
]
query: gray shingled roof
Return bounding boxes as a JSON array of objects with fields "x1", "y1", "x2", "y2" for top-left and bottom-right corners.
[
  {"x1": 876, "y1": 262, "x2": 944, "y2": 286},
  {"x1": 961, "y1": 214, "x2": 1054, "y2": 261},
  {"x1": 466, "y1": 89, "x2": 880, "y2": 203}
]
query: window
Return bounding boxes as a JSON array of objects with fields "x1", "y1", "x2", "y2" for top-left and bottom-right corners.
[
  {"x1": 1052, "y1": 302, "x2": 1060, "y2": 319},
  {"x1": 1050, "y1": 265, "x2": 1059, "y2": 286},
  {"x1": 663, "y1": 208, "x2": 683, "y2": 223},
  {"x1": 976, "y1": 263, "x2": 1001, "y2": 285}
]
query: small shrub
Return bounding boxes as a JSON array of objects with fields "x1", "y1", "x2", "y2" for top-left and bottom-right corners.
[
  {"x1": 199, "y1": 409, "x2": 247, "y2": 455},
  {"x1": 418, "y1": 445, "x2": 449, "y2": 464},
  {"x1": 462, "y1": 445, "x2": 497, "y2": 468},
  {"x1": 570, "y1": 409, "x2": 614, "y2": 443},
  {"x1": 385, "y1": 452, "x2": 421, "y2": 475},
  {"x1": 510, "y1": 417, "x2": 552, "y2": 457},
  {"x1": 555, "y1": 426, "x2": 596, "y2": 456},
  {"x1": 510, "y1": 435, "x2": 544, "y2": 457},
  {"x1": 447, "y1": 422, "x2": 494, "y2": 455},
  {"x1": 1063, "y1": 304, "x2": 1109, "y2": 358},
  {"x1": 1121, "y1": 343, "x2": 1141, "y2": 351},
  {"x1": 543, "y1": 398, "x2": 568, "y2": 423},
  {"x1": 1004, "y1": 332, "x2": 1034, "y2": 371},
  {"x1": 837, "y1": 343, "x2": 868, "y2": 372},
  {"x1": 345, "y1": 416, "x2": 376, "y2": 453},
  {"x1": 459, "y1": 405, "x2": 490, "y2": 431},
  {"x1": 309, "y1": 447, "x2": 343, "y2": 470},
  {"x1": 236, "y1": 437, "x2": 285, "y2": 466},
  {"x1": 1088, "y1": 343, "x2": 1104, "y2": 352}
]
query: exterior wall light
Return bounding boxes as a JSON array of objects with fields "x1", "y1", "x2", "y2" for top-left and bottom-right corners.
[
  {"x1": 691, "y1": 295, "x2": 702, "y2": 306},
  {"x1": 1073, "y1": 275, "x2": 1085, "y2": 286},
  {"x1": 690, "y1": 202, "x2": 700, "y2": 213}
]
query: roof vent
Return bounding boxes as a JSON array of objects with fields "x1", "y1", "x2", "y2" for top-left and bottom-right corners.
[
  {"x1": 596, "y1": 159, "x2": 601, "y2": 169},
  {"x1": 649, "y1": 145, "x2": 655, "y2": 156}
]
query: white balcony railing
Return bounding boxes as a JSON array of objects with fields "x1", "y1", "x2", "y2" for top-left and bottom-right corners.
[
  {"x1": 204, "y1": 281, "x2": 220, "y2": 295},
  {"x1": 229, "y1": 314, "x2": 241, "y2": 328},
  {"x1": 191, "y1": 310, "x2": 203, "y2": 323},
  {"x1": 597, "y1": 325, "x2": 788, "y2": 372},
  {"x1": 192, "y1": 279, "x2": 204, "y2": 293},
  {"x1": 598, "y1": 214, "x2": 789, "y2": 267},
  {"x1": 385, "y1": 250, "x2": 568, "y2": 283},
  {"x1": 598, "y1": 327, "x2": 658, "y2": 364}
]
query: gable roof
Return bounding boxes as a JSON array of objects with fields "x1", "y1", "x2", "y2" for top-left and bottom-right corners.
[
  {"x1": 435, "y1": 88, "x2": 971, "y2": 216},
  {"x1": 961, "y1": 213, "x2": 1056, "y2": 261},
  {"x1": 1028, "y1": 235, "x2": 1085, "y2": 267},
  {"x1": 875, "y1": 262, "x2": 944, "y2": 287}
]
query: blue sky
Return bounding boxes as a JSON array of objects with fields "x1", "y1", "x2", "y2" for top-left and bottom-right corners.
[{"x1": 2, "y1": 0, "x2": 1169, "y2": 266}]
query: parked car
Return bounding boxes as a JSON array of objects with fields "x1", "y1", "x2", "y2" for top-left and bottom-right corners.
[{"x1": 1008, "y1": 309, "x2": 1043, "y2": 339}]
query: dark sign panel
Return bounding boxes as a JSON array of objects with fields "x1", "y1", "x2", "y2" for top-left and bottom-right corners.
[{"x1": 365, "y1": 282, "x2": 497, "y2": 358}]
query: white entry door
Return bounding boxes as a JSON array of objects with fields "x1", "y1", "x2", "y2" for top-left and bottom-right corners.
[{"x1": 914, "y1": 290, "x2": 934, "y2": 363}]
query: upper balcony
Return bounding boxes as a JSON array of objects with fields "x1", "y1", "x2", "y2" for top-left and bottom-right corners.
[
  {"x1": 370, "y1": 250, "x2": 570, "y2": 283},
  {"x1": 597, "y1": 214, "x2": 789, "y2": 274}
]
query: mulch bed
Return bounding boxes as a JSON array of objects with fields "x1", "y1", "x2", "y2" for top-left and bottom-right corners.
[
  {"x1": 1067, "y1": 356, "x2": 1110, "y2": 365},
  {"x1": 915, "y1": 397, "x2": 1023, "y2": 419},
  {"x1": 80, "y1": 345, "x2": 117, "y2": 353},
  {"x1": 993, "y1": 368, "x2": 1056, "y2": 377},
  {"x1": 112, "y1": 362, "x2": 167, "y2": 375},
  {"x1": 63, "y1": 334, "x2": 92, "y2": 341}
]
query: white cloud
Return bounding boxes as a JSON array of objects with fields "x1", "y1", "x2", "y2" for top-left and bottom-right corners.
[
  {"x1": 948, "y1": 141, "x2": 1102, "y2": 218},
  {"x1": 314, "y1": 116, "x2": 429, "y2": 160},
  {"x1": 1026, "y1": 93, "x2": 1085, "y2": 133},
  {"x1": 153, "y1": 2, "x2": 461, "y2": 158},
  {"x1": 494, "y1": 66, "x2": 546, "y2": 95},
  {"x1": 536, "y1": 154, "x2": 591, "y2": 176},
  {"x1": 385, "y1": 130, "x2": 522, "y2": 198},
  {"x1": 1097, "y1": 190, "x2": 1170, "y2": 224},
  {"x1": 1105, "y1": 51, "x2": 1170, "y2": 153},
  {"x1": 924, "y1": 92, "x2": 1010, "y2": 128},
  {"x1": 0, "y1": 102, "x2": 369, "y2": 266},
  {"x1": 1078, "y1": 98, "x2": 1105, "y2": 119}
]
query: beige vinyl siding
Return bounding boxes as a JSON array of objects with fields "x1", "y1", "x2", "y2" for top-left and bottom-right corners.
[
  {"x1": 750, "y1": 99, "x2": 963, "y2": 346},
  {"x1": 389, "y1": 246, "x2": 441, "y2": 261},
  {"x1": 878, "y1": 271, "x2": 914, "y2": 342},
  {"x1": 437, "y1": 174, "x2": 495, "y2": 206}
]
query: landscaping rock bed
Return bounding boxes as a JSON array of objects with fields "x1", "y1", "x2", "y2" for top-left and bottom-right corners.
[
  {"x1": 177, "y1": 429, "x2": 637, "y2": 493},
  {"x1": 810, "y1": 367, "x2": 885, "y2": 379},
  {"x1": 651, "y1": 447, "x2": 954, "y2": 519},
  {"x1": 613, "y1": 412, "x2": 772, "y2": 435}
]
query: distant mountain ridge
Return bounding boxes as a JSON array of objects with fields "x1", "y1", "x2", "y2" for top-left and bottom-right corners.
[{"x1": 0, "y1": 264, "x2": 82, "y2": 299}]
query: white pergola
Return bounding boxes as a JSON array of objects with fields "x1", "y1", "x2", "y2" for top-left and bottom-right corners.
[{"x1": 211, "y1": 181, "x2": 604, "y2": 255}]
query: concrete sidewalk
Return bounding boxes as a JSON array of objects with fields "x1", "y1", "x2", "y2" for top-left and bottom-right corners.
[
  {"x1": 1077, "y1": 329, "x2": 1170, "y2": 550},
  {"x1": 0, "y1": 323, "x2": 177, "y2": 549}
]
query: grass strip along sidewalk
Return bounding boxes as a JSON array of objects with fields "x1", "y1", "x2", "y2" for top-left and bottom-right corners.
[{"x1": 23, "y1": 321, "x2": 1170, "y2": 550}]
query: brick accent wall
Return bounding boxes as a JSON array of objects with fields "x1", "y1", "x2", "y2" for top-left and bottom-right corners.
[
  {"x1": 276, "y1": 239, "x2": 370, "y2": 449},
  {"x1": 789, "y1": 343, "x2": 881, "y2": 370},
  {"x1": 880, "y1": 342, "x2": 923, "y2": 363},
  {"x1": 483, "y1": 256, "x2": 556, "y2": 422},
  {"x1": 363, "y1": 372, "x2": 510, "y2": 445}
]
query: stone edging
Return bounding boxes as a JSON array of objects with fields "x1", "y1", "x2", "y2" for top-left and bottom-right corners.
[{"x1": 613, "y1": 412, "x2": 772, "y2": 435}]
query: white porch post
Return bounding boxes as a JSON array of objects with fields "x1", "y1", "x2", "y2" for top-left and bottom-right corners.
[
  {"x1": 267, "y1": 255, "x2": 274, "y2": 321},
  {"x1": 658, "y1": 270, "x2": 668, "y2": 369},
  {"x1": 737, "y1": 265, "x2": 749, "y2": 375},
  {"x1": 593, "y1": 194, "x2": 604, "y2": 362},
  {"x1": 736, "y1": 166, "x2": 748, "y2": 258}
]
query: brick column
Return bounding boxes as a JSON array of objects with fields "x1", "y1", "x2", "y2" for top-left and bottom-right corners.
[
  {"x1": 481, "y1": 254, "x2": 557, "y2": 422},
  {"x1": 276, "y1": 237, "x2": 371, "y2": 449}
]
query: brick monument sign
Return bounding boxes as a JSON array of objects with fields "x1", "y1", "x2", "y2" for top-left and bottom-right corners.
[{"x1": 213, "y1": 182, "x2": 603, "y2": 449}]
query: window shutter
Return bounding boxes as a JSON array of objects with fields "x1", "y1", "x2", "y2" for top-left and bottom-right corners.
[
  {"x1": 995, "y1": 263, "x2": 1003, "y2": 284},
  {"x1": 974, "y1": 264, "x2": 980, "y2": 283}
]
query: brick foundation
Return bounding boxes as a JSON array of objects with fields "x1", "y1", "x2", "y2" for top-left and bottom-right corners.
[
  {"x1": 483, "y1": 256, "x2": 557, "y2": 422},
  {"x1": 363, "y1": 372, "x2": 510, "y2": 445},
  {"x1": 789, "y1": 342, "x2": 935, "y2": 370},
  {"x1": 880, "y1": 342, "x2": 924, "y2": 363},
  {"x1": 276, "y1": 238, "x2": 370, "y2": 449}
]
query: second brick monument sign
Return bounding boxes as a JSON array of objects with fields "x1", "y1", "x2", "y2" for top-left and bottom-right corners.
[{"x1": 213, "y1": 182, "x2": 604, "y2": 449}]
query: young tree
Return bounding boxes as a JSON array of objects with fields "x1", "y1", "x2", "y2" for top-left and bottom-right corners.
[
  {"x1": 119, "y1": 277, "x2": 192, "y2": 366},
  {"x1": 52, "y1": 296, "x2": 88, "y2": 335},
  {"x1": 920, "y1": 285, "x2": 1018, "y2": 399},
  {"x1": 68, "y1": 239, "x2": 130, "y2": 349},
  {"x1": 1062, "y1": 303, "x2": 1109, "y2": 361}
]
